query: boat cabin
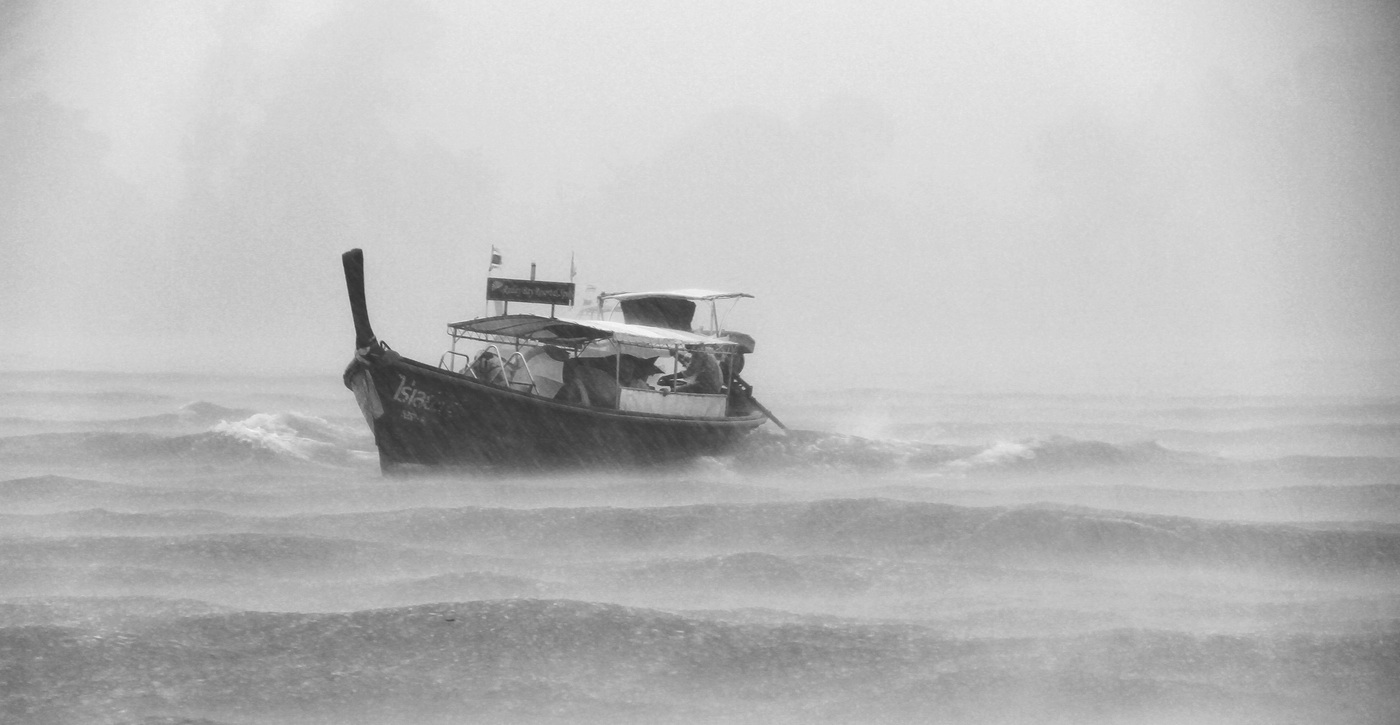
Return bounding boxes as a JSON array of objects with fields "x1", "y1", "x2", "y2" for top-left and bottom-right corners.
[{"x1": 440, "y1": 290, "x2": 755, "y2": 419}]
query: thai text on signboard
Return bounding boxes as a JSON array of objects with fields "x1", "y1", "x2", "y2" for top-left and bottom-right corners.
[{"x1": 486, "y1": 278, "x2": 575, "y2": 305}]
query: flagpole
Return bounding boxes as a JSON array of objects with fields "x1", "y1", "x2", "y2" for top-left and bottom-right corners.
[{"x1": 487, "y1": 246, "x2": 503, "y2": 317}]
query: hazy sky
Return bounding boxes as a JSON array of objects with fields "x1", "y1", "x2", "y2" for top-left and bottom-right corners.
[{"x1": 3, "y1": 0, "x2": 1397, "y2": 395}]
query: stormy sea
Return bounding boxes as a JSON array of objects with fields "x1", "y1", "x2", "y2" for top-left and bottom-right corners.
[{"x1": 2, "y1": 371, "x2": 1397, "y2": 725}]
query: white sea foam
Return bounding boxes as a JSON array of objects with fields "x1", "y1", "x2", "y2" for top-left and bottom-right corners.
[
  {"x1": 211, "y1": 412, "x2": 373, "y2": 465},
  {"x1": 950, "y1": 439, "x2": 1038, "y2": 469}
]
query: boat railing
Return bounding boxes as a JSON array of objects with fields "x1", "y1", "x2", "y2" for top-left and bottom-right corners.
[
  {"x1": 439, "y1": 350, "x2": 474, "y2": 376},
  {"x1": 504, "y1": 350, "x2": 537, "y2": 394},
  {"x1": 441, "y1": 344, "x2": 507, "y2": 382}
]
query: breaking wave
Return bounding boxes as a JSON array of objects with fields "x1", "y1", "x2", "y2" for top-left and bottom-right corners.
[
  {"x1": 0, "y1": 411, "x2": 374, "y2": 469},
  {"x1": 210, "y1": 411, "x2": 373, "y2": 465}
]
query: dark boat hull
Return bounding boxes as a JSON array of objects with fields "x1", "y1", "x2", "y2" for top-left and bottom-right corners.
[{"x1": 345, "y1": 351, "x2": 767, "y2": 471}]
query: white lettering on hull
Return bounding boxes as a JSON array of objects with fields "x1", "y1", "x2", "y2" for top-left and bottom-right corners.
[{"x1": 393, "y1": 374, "x2": 442, "y2": 422}]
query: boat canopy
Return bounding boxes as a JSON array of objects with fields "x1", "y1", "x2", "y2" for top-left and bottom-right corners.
[
  {"x1": 599, "y1": 290, "x2": 753, "y2": 331},
  {"x1": 601, "y1": 290, "x2": 753, "y2": 302},
  {"x1": 448, "y1": 314, "x2": 735, "y2": 351}
]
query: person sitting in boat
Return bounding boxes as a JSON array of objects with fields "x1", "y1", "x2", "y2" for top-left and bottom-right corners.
[
  {"x1": 618, "y1": 354, "x2": 664, "y2": 390},
  {"x1": 556, "y1": 356, "x2": 620, "y2": 407},
  {"x1": 470, "y1": 349, "x2": 508, "y2": 387},
  {"x1": 659, "y1": 345, "x2": 722, "y2": 394}
]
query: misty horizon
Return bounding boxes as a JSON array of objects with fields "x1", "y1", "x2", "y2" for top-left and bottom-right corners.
[{"x1": 3, "y1": 0, "x2": 1398, "y2": 396}]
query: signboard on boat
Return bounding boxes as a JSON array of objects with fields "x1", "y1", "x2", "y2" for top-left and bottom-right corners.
[{"x1": 486, "y1": 278, "x2": 575, "y2": 305}]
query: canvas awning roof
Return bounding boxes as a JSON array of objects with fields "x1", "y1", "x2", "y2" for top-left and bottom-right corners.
[
  {"x1": 601, "y1": 289, "x2": 753, "y2": 302},
  {"x1": 447, "y1": 315, "x2": 599, "y2": 343},
  {"x1": 598, "y1": 290, "x2": 754, "y2": 331},
  {"x1": 448, "y1": 314, "x2": 733, "y2": 350}
]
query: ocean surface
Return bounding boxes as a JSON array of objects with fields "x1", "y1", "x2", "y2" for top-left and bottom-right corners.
[{"x1": 2, "y1": 370, "x2": 1398, "y2": 724}]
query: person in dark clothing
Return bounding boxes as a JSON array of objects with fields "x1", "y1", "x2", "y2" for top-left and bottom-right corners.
[{"x1": 659, "y1": 346, "x2": 722, "y2": 394}]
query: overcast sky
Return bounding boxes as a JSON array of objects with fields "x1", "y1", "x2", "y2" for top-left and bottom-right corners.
[{"x1": 3, "y1": 0, "x2": 1397, "y2": 395}]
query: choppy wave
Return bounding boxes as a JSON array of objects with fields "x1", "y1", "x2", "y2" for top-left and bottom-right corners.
[
  {"x1": 0, "y1": 401, "x2": 253, "y2": 445},
  {"x1": 0, "y1": 475, "x2": 278, "y2": 514},
  {"x1": 610, "y1": 551, "x2": 877, "y2": 596},
  {"x1": 6, "y1": 375, "x2": 1398, "y2": 724},
  {"x1": 939, "y1": 436, "x2": 1191, "y2": 473},
  {"x1": 733, "y1": 428, "x2": 973, "y2": 471},
  {"x1": 867, "y1": 480, "x2": 1400, "y2": 525},
  {"x1": 369, "y1": 499, "x2": 1400, "y2": 574},
  {"x1": 0, "y1": 387, "x2": 178, "y2": 406},
  {"x1": 0, "y1": 533, "x2": 472, "y2": 578},
  {"x1": 3, "y1": 598, "x2": 1396, "y2": 724},
  {"x1": 734, "y1": 429, "x2": 1203, "y2": 476},
  {"x1": 1239, "y1": 454, "x2": 1400, "y2": 480},
  {"x1": 0, "y1": 410, "x2": 374, "y2": 470},
  {"x1": 0, "y1": 429, "x2": 290, "y2": 467},
  {"x1": 4, "y1": 390, "x2": 1391, "y2": 483},
  {"x1": 210, "y1": 411, "x2": 373, "y2": 465},
  {"x1": 0, "y1": 596, "x2": 238, "y2": 630},
  {"x1": 7, "y1": 499, "x2": 1391, "y2": 576}
]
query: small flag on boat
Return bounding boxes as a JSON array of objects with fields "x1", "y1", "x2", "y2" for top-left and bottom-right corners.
[
  {"x1": 570, "y1": 253, "x2": 578, "y2": 305},
  {"x1": 489, "y1": 246, "x2": 502, "y2": 271}
]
